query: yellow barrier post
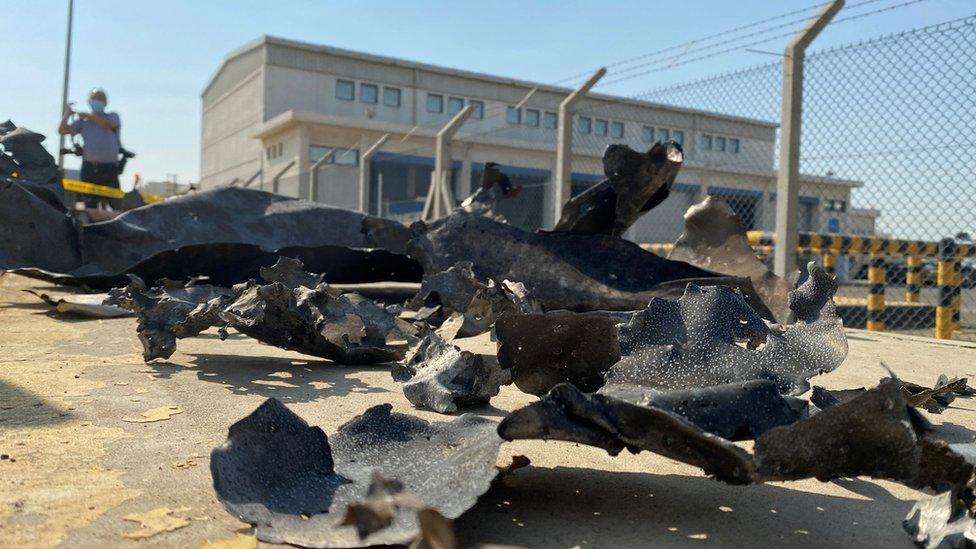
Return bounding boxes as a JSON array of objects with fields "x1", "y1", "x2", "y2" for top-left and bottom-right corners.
[
  {"x1": 867, "y1": 245, "x2": 886, "y2": 332},
  {"x1": 936, "y1": 238, "x2": 956, "y2": 339},
  {"x1": 953, "y1": 271, "x2": 962, "y2": 333},
  {"x1": 823, "y1": 252, "x2": 837, "y2": 278},
  {"x1": 905, "y1": 255, "x2": 921, "y2": 303}
]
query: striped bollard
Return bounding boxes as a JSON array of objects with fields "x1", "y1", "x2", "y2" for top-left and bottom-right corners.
[
  {"x1": 905, "y1": 255, "x2": 921, "y2": 303},
  {"x1": 867, "y1": 248, "x2": 886, "y2": 331},
  {"x1": 823, "y1": 252, "x2": 838, "y2": 278},
  {"x1": 935, "y1": 238, "x2": 956, "y2": 339}
]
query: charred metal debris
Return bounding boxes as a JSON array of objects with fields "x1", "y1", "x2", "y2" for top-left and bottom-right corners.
[{"x1": 3, "y1": 126, "x2": 974, "y2": 546}]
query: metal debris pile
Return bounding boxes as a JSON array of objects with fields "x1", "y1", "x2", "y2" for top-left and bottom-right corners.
[{"x1": 2, "y1": 124, "x2": 975, "y2": 547}]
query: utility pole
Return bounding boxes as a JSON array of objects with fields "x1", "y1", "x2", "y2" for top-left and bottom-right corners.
[
  {"x1": 773, "y1": 0, "x2": 844, "y2": 277},
  {"x1": 57, "y1": 0, "x2": 75, "y2": 170},
  {"x1": 358, "y1": 133, "x2": 390, "y2": 213},
  {"x1": 552, "y1": 67, "x2": 605, "y2": 227},
  {"x1": 422, "y1": 105, "x2": 473, "y2": 220}
]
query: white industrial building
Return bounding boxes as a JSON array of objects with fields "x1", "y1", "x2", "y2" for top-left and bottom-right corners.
[{"x1": 200, "y1": 36, "x2": 876, "y2": 243}]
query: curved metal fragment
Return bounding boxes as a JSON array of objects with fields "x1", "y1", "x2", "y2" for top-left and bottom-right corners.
[
  {"x1": 212, "y1": 399, "x2": 501, "y2": 548},
  {"x1": 668, "y1": 196, "x2": 793, "y2": 323},
  {"x1": 495, "y1": 311, "x2": 621, "y2": 396},
  {"x1": 607, "y1": 263, "x2": 846, "y2": 394},
  {"x1": 903, "y1": 491, "x2": 976, "y2": 549},
  {"x1": 393, "y1": 330, "x2": 508, "y2": 413},
  {"x1": 498, "y1": 383, "x2": 759, "y2": 484},
  {"x1": 552, "y1": 142, "x2": 683, "y2": 236}
]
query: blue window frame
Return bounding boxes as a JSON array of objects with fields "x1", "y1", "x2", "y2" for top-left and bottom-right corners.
[
  {"x1": 336, "y1": 79, "x2": 354, "y2": 101},
  {"x1": 360, "y1": 83, "x2": 377, "y2": 104},
  {"x1": 383, "y1": 87, "x2": 401, "y2": 107},
  {"x1": 427, "y1": 93, "x2": 443, "y2": 113}
]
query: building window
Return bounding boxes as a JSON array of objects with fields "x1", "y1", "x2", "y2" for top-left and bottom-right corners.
[
  {"x1": 277, "y1": 143, "x2": 282, "y2": 156},
  {"x1": 470, "y1": 100, "x2": 484, "y2": 119},
  {"x1": 447, "y1": 96, "x2": 464, "y2": 115},
  {"x1": 715, "y1": 136, "x2": 727, "y2": 152},
  {"x1": 673, "y1": 130, "x2": 684, "y2": 146},
  {"x1": 383, "y1": 87, "x2": 401, "y2": 108},
  {"x1": 336, "y1": 79, "x2": 355, "y2": 101},
  {"x1": 543, "y1": 111, "x2": 557, "y2": 129},
  {"x1": 642, "y1": 126, "x2": 655, "y2": 143},
  {"x1": 578, "y1": 116, "x2": 592, "y2": 134},
  {"x1": 729, "y1": 138, "x2": 740, "y2": 154},
  {"x1": 360, "y1": 83, "x2": 378, "y2": 104},
  {"x1": 594, "y1": 119, "x2": 608, "y2": 136},
  {"x1": 525, "y1": 109, "x2": 540, "y2": 127},
  {"x1": 507, "y1": 106, "x2": 521, "y2": 125},
  {"x1": 657, "y1": 128, "x2": 670, "y2": 142},
  {"x1": 825, "y1": 199, "x2": 847, "y2": 212},
  {"x1": 426, "y1": 93, "x2": 443, "y2": 113},
  {"x1": 611, "y1": 121, "x2": 624, "y2": 139},
  {"x1": 266, "y1": 147, "x2": 271, "y2": 160},
  {"x1": 701, "y1": 134, "x2": 713, "y2": 150},
  {"x1": 310, "y1": 145, "x2": 359, "y2": 167}
]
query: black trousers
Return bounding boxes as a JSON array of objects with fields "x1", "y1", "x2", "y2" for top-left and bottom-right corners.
[{"x1": 80, "y1": 160, "x2": 120, "y2": 207}]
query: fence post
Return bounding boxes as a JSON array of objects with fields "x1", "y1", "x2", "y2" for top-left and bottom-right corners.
[
  {"x1": 423, "y1": 105, "x2": 473, "y2": 221},
  {"x1": 773, "y1": 0, "x2": 844, "y2": 278},
  {"x1": 867, "y1": 242, "x2": 886, "y2": 332},
  {"x1": 271, "y1": 159, "x2": 296, "y2": 195},
  {"x1": 309, "y1": 149, "x2": 336, "y2": 203},
  {"x1": 358, "y1": 133, "x2": 390, "y2": 213},
  {"x1": 553, "y1": 67, "x2": 606, "y2": 227},
  {"x1": 905, "y1": 255, "x2": 921, "y2": 303},
  {"x1": 936, "y1": 237, "x2": 957, "y2": 339}
]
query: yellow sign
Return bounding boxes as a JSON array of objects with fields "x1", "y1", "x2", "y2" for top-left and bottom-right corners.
[{"x1": 61, "y1": 179, "x2": 164, "y2": 203}]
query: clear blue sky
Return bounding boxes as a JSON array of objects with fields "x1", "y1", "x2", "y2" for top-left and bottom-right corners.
[{"x1": 2, "y1": 0, "x2": 971, "y2": 186}]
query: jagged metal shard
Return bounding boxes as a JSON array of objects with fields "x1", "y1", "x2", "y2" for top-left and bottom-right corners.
[
  {"x1": 259, "y1": 256, "x2": 325, "y2": 289},
  {"x1": 903, "y1": 491, "x2": 976, "y2": 548},
  {"x1": 494, "y1": 311, "x2": 621, "y2": 396},
  {"x1": 212, "y1": 399, "x2": 501, "y2": 548},
  {"x1": 902, "y1": 375, "x2": 976, "y2": 414},
  {"x1": 409, "y1": 206, "x2": 766, "y2": 312},
  {"x1": 668, "y1": 196, "x2": 792, "y2": 323},
  {"x1": 393, "y1": 330, "x2": 508, "y2": 413},
  {"x1": 411, "y1": 261, "x2": 540, "y2": 337},
  {"x1": 607, "y1": 262, "x2": 847, "y2": 395},
  {"x1": 106, "y1": 275, "x2": 234, "y2": 361},
  {"x1": 498, "y1": 383, "x2": 758, "y2": 484},
  {"x1": 599, "y1": 380, "x2": 808, "y2": 441},
  {"x1": 552, "y1": 142, "x2": 682, "y2": 236},
  {"x1": 0, "y1": 122, "x2": 66, "y2": 211},
  {"x1": 23, "y1": 289, "x2": 132, "y2": 318},
  {"x1": 221, "y1": 280, "x2": 416, "y2": 365},
  {"x1": 0, "y1": 176, "x2": 421, "y2": 288}
]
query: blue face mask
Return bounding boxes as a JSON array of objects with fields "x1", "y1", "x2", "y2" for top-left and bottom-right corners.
[{"x1": 89, "y1": 99, "x2": 106, "y2": 113}]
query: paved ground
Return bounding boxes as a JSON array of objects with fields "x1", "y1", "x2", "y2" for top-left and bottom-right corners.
[{"x1": 2, "y1": 272, "x2": 976, "y2": 548}]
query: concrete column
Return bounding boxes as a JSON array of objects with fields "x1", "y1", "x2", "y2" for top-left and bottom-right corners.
[
  {"x1": 358, "y1": 133, "x2": 390, "y2": 213},
  {"x1": 297, "y1": 126, "x2": 310, "y2": 200},
  {"x1": 459, "y1": 144, "x2": 473, "y2": 198},
  {"x1": 773, "y1": 0, "x2": 844, "y2": 277},
  {"x1": 553, "y1": 67, "x2": 606, "y2": 228},
  {"x1": 423, "y1": 105, "x2": 473, "y2": 220}
]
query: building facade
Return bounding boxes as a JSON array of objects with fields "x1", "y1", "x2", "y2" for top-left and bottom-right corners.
[{"x1": 201, "y1": 36, "x2": 870, "y2": 243}]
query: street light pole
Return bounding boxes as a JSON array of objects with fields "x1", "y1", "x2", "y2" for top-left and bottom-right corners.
[{"x1": 57, "y1": 0, "x2": 75, "y2": 171}]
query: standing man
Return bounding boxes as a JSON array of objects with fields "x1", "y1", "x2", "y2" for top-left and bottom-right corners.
[{"x1": 59, "y1": 88, "x2": 122, "y2": 192}]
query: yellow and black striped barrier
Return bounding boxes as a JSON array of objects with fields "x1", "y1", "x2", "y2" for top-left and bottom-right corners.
[
  {"x1": 643, "y1": 231, "x2": 970, "y2": 340},
  {"x1": 62, "y1": 178, "x2": 164, "y2": 204}
]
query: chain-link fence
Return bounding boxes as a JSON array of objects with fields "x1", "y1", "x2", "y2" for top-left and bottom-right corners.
[{"x1": 617, "y1": 16, "x2": 975, "y2": 338}]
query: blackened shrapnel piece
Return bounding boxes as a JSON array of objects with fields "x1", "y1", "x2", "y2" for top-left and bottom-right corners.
[
  {"x1": 494, "y1": 310, "x2": 621, "y2": 396},
  {"x1": 393, "y1": 330, "x2": 507, "y2": 413},
  {"x1": 259, "y1": 256, "x2": 324, "y2": 289},
  {"x1": 606, "y1": 263, "x2": 847, "y2": 395},
  {"x1": 498, "y1": 383, "x2": 758, "y2": 484},
  {"x1": 599, "y1": 380, "x2": 808, "y2": 441},
  {"x1": 902, "y1": 375, "x2": 976, "y2": 414},
  {"x1": 0, "y1": 123, "x2": 66, "y2": 211},
  {"x1": 668, "y1": 196, "x2": 793, "y2": 323},
  {"x1": 408, "y1": 206, "x2": 770, "y2": 313},
  {"x1": 105, "y1": 275, "x2": 235, "y2": 361},
  {"x1": 903, "y1": 491, "x2": 976, "y2": 549},
  {"x1": 212, "y1": 399, "x2": 501, "y2": 548},
  {"x1": 220, "y1": 280, "x2": 416, "y2": 365},
  {"x1": 754, "y1": 378, "x2": 919, "y2": 482},
  {"x1": 459, "y1": 161, "x2": 522, "y2": 211},
  {"x1": 552, "y1": 142, "x2": 683, "y2": 237}
]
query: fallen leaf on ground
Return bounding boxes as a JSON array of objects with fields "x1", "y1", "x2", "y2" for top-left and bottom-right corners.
[
  {"x1": 122, "y1": 406, "x2": 183, "y2": 423},
  {"x1": 122, "y1": 507, "x2": 190, "y2": 539}
]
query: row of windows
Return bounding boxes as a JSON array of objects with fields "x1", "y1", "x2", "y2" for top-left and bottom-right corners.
[
  {"x1": 701, "y1": 133, "x2": 741, "y2": 154},
  {"x1": 640, "y1": 126, "x2": 685, "y2": 146},
  {"x1": 426, "y1": 94, "x2": 484, "y2": 118},
  {"x1": 309, "y1": 145, "x2": 360, "y2": 167},
  {"x1": 507, "y1": 107, "x2": 558, "y2": 129},
  {"x1": 265, "y1": 142, "x2": 283, "y2": 160},
  {"x1": 824, "y1": 199, "x2": 847, "y2": 212},
  {"x1": 336, "y1": 79, "x2": 402, "y2": 108},
  {"x1": 577, "y1": 117, "x2": 624, "y2": 138}
]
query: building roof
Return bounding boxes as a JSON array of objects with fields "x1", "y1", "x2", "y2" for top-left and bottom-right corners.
[{"x1": 204, "y1": 35, "x2": 779, "y2": 130}]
